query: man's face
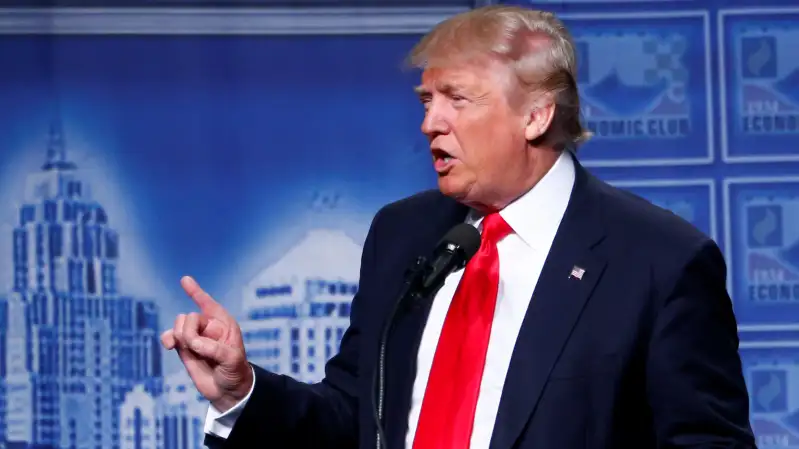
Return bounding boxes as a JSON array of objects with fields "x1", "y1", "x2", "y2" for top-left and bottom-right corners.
[{"x1": 416, "y1": 59, "x2": 532, "y2": 209}]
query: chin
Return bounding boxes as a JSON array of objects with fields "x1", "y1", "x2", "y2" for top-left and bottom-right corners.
[{"x1": 436, "y1": 177, "x2": 471, "y2": 202}]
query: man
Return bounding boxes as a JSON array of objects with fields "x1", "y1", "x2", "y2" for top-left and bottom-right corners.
[{"x1": 162, "y1": 5, "x2": 756, "y2": 449}]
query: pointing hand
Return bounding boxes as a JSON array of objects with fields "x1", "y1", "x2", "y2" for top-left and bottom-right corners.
[{"x1": 160, "y1": 276, "x2": 253, "y2": 412}]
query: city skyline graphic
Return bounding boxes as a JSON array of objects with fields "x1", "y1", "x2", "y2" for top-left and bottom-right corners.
[
  {"x1": 0, "y1": 118, "x2": 168, "y2": 448},
  {"x1": 0, "y1": 119, "x2": 367, "y2": 448}
]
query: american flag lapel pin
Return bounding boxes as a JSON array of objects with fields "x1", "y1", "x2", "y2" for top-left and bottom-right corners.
[{"x1": 569, "y1": 266, "x2": 585, "y2": 280}]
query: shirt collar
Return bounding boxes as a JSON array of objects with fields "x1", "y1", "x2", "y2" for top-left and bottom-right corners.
[{"x1": 466, "y1": 150, "x2": 576, "y2": 250}]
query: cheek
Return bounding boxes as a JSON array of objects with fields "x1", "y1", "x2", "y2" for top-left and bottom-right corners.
[
  {"x1": 454, "y1": 121, "x2": 495, "y2": 162},
  {"x1": 463, "y1": 128, "x2": 511, "y2": 166}
]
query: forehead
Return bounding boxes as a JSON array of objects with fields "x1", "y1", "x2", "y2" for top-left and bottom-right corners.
[{"x1": 418, "y1": 60, "x2": 506, "y2": 93}]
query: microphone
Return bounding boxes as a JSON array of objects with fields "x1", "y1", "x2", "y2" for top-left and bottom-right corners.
[
  {"x1": 419, "y1": 224, "x2": 481, "y2": 300},
  {"x1": 372, "y1": 223, "x2": 482, "y2": 449}
]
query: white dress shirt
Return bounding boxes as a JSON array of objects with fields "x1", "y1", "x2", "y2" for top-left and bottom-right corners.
[{"x1": 204, "y1": 150, "x2": 576, "y2": 449}]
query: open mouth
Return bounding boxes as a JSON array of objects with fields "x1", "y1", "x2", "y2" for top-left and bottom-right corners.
[
  {"x1": 431, "y1": 148, "x2": 455, "y2": 172},
  {"x1": 432, "y1": 148, "x2": 454, "y2": 162}
]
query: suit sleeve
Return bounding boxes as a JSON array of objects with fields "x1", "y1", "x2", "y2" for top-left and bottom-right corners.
[
  {"x1": 646, "y1": 239, "x2": 756, "y2": 448},
  {"x1": 219, "y1": 208, "x2": 384, "y2": 449}
]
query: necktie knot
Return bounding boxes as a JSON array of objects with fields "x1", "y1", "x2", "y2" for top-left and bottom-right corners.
[{"x1": 481, "y1": 212, "x2": 512, "y2": 245}]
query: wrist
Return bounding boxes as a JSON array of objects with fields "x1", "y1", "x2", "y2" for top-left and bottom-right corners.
[{"x1": 212, "y1": 364, "x2": 254, "y2": 413}]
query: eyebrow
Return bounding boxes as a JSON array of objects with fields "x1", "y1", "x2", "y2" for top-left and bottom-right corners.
[
  {"x1": 414, "y1": 86, "x2": 433, "y2": 103},
  {"x1": 413, "y1": 83, "x2": 465, "y2": 97}
]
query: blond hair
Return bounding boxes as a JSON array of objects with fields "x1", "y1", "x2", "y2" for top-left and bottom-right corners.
[{"x1": 407, "y1": 5, "x2": 592, "y2": 150}]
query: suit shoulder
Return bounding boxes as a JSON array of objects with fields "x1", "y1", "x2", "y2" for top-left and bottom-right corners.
[
  {"x1": 373, "y1": 189, "x2": 445, "y2": 222},
  {"x1": 596, "y1": 181, "x2": 714, "y2": 260},
  {"x1": 381, "y1": 189, "x2": 444, "y2": 213},
  {"x1": 593, "y1": 181, "x2": 725, "y2": 299}
]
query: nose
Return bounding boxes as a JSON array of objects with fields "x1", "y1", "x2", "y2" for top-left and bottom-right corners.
[{"x1": 421, "y1": 103, "x2": 450, "y2": 137}]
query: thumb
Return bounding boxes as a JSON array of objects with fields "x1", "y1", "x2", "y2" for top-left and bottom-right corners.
[{"x1": 189, "y1": 336, "x2": 240, "y2": 366}]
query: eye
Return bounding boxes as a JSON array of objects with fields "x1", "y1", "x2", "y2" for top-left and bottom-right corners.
[{"x1": 450, "y1": 95, "x2": 468, "y2": 106}]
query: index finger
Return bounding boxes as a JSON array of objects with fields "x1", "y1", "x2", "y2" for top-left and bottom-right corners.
[{"x1": 181, "y1": 276, "x2": 229, "y2": 319}]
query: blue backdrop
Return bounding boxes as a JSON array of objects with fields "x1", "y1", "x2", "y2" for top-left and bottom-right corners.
[{"x1": 0, "y1": 1, "x2": 797, "y2": 448}]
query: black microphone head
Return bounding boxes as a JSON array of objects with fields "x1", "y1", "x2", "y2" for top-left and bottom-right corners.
[{"x1": 438, "y1": 223, "x2": 481, "y2": 262}]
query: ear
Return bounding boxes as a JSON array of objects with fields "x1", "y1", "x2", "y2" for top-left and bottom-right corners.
[{"x1": 523, "y1": 98, "x2": 556, "y2": 141}]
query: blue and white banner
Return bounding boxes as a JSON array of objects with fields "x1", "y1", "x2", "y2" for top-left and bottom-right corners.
[
  {"x1": 725, "y1": 177, "x2": 799, "y2": 329},
  {"x1": 740, "y1": 344, "x2": 799, "y2": 447},
  {"x1": 719, "y1": 8, "x2": 799, "y2": 163},
  {"x1": 563, "y1": 11, "x2": 712, "y2": 167}
]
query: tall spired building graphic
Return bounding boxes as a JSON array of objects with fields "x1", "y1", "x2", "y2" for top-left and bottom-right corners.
[{"x1": 0, "y1": 120, "x2": 163, "y2": 449}]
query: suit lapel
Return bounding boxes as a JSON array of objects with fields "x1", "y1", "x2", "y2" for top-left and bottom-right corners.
[
  {"x1": 383, "y1": 193, "x2": 469, "y2": 449},
  {"x1": 489, "y1": 159, "x2": 609, "y2": 449}
]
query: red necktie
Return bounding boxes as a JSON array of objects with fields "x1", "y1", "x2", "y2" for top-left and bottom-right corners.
[{"x1": 412, "y1": 212, "x2": 513, "y2": 449}]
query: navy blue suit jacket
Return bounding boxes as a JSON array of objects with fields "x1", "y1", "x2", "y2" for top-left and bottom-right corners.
[{"x1": 214, "y1": 156, "x2": 756, "y2": 449}]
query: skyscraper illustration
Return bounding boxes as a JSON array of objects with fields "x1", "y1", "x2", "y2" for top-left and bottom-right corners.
[
  {"x1": 0, "y1": 120, "x2": 164, "y2": 449},
  {"x1": 119, "y1": 371, "x2": 206, "y2": 449},
  {"x1": 240, "y1": 193, "x2": 362, "y2": 383}
]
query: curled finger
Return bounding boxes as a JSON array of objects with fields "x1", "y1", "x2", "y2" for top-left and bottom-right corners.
[
  {"x1": 182, "y1": 312, "x2": 208, "y2": 347},
  {"x1": 160, "y1": 329, "x2": 177, "y2": 350},
  {"x1": 189, "y1": 336, "x2": 239, "y2": 366},
  {"x1": 173, "y1": 314, "x2": 187, "y2": 348}
]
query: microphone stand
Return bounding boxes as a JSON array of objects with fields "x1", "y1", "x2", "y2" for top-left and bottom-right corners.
[{"x1": 372, "y1": 256, "x2": 430, "y2": 449}]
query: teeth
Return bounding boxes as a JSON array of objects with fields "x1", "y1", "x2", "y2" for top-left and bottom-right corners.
[{"x1": 443, "y1": 157, "x2": 452, "y2": 162}]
